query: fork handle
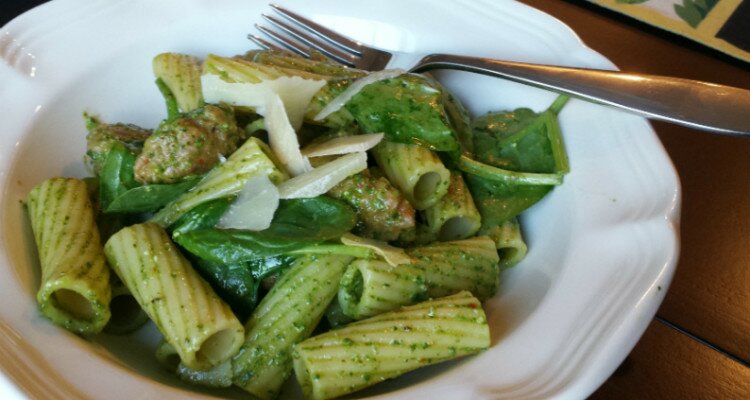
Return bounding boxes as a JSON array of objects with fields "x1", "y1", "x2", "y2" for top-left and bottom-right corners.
[{"x1": 413, "y1": 54, "x2": 750, "y2": 136}]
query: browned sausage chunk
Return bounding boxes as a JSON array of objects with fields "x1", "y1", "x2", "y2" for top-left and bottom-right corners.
[
  {"x1": 329, "y1": 168, "x2": 415, "y2": 241},
  {"x1": 134, "y1": 105, "x2": 244, "y2": 184}
]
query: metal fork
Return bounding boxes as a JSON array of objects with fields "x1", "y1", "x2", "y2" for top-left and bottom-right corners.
[{"x1": 251, "y1": 4, "x2": 750, "y2": 137}]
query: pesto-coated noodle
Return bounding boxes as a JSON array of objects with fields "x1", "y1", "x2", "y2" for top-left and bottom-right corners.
[
  {"x1": 27, "y1": 178, "x2": 111, "y2": 335},
  {"x1": 293, "y1": 291, "x2": 490, "y2": 400},
  {"x1": 105, "y1": 223, "x2": 244, "y2": 370}
]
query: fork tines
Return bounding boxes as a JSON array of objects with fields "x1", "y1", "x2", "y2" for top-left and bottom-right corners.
[{"x1": 250, "y1": 4, "x2": 366, "y2": 67}]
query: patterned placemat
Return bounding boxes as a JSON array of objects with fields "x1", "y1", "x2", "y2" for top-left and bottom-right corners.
[{"x1": 586, "y1": 0, "x2": 749, "y2": 64}]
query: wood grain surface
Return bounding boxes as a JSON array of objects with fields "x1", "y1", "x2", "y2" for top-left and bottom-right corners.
[{"x1": 591, "y1": 320, "x2": 750, "y2": 399}]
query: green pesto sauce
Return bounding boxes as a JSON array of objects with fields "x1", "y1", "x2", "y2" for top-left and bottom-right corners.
[{"x1": 345, "y1": 75, "x2": 458, "y2": 151}]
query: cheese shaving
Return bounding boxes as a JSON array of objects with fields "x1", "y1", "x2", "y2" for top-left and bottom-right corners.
[
  {"x1": 340, "y1": 233, "x2": 413, "y2": 266},
  {"x1": 301, "y1": 133, "x2": 384, "y2": 157},
  {"x1": 201, "y1": 73, "x2": 325, "y2": 129},
  {"x1": 265, "y1": 95, "x2": 313, "y2": 176},
  {"x1": 217, "y1": 175, "x2": 280, "y2": 230},
  {"x1": 313, "y1": 69, "x2": 406, "y2": 121},
  {"x1": 277, "y1": 152, "x2": 368, "y2": 199}
]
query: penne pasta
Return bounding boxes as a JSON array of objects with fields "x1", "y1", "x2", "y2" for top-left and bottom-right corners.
[{"x1": 408, "y1": 236, "x2": 500, "y2": 301}]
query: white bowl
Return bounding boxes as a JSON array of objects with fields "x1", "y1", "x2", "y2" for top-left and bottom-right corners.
[{"x1": 0, "y1": 0, "x2": 680, "y2": 398}]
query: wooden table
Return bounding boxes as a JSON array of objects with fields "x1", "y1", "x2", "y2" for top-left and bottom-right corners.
[
  {"x1": 516, "y1": 1, "x2": 750, "y2": 398},
  {"x1": 2, "y1": 1, "x2": 749, "y2": 398}
]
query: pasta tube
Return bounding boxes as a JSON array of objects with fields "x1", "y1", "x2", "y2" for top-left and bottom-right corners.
[
  {"x1": 338, "y1": 259, "x2": 427, "y2": 320},
  {"x1": 408, "y1": 236, "x2": 500, "y2": 300},
  {"x1": 26, "y1": 178, "x2": 111, "y2": 335},
  {"x1": 151, "y1": 137, "x2": 288, "y2": 227},
  {"x1": 422, "y1": 172, "x2": 481, "y2": 241},
  {"x1": 152, "y1": 52, "x2": 203, "y2": 113},
  {"x1": 338, "y1": 236, "x2": 500, "y2": 319},
  {"x1": 232, "y1": 255, "x2": 353, "y2": 400},
  {"x1": 481, "y1": 217, "x2": 528, "y2": 269},
  {"x1": 372, "y1": 141, "x2": 450, "y2": 210},
  {"x1": 104, "y1": 223, "x2": 244, "y2": 371},
  {"x1": 293, "y1": 291, "x2": 490, "y2": 400}
]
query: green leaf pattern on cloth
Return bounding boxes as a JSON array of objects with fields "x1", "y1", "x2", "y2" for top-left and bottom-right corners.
[
  {"x1": 675, "y1": 0, "x2": 719, "y2": 27},
  {"x1": 614, "y1": 0, "x2": 719, "y2": 28}
]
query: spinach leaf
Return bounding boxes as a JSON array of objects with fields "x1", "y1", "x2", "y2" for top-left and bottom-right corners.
[
  {"x1": 98, "y1": 142, "x2": 201, "y2": 214},
  {"x1": 174, "y1": 196, "x2": 364, "y2": 314},
  {"x1": 175, "y1": 228, "x2": 313, "y2": 264},
  {"x1": 263, "y1": 197, "x2": 357, "y2": 241},
  {"x1": 246, "y1": 255, "x2": 296, "y2": 281},
  {"x1": 155, "y1": 77, "x2": 180, "y2": 122},
  {"x1": 441, "y1": 88, "x2": 474, "y2": 154},
  {"x1": 105, "y1": 176, "x2": 200, "y2": 213},
  {"x1": 472, "y1": 108, "x2": 556, "y2": 173},
  {"x1": 174, "y1": 197, "x2": 299, "y2": 319},
  {"x1": 345, "y1": 74, "x2": 459, "y2": 152},
  {"x1": 170, "y1": 197, "x2": 234, "y2": 237},
  {"x1": 175, "y1": 196, "x2": 357, "y2": 264},
  {"x1": 191, "y1": 256, "x2": 295, "y2": 321},
  {"x1": 463, "y1": 96, "x2": 569, "y2": 225},
  {"x1": 191, "y1": 255, "x2": 295, "y2": 321},
  {"x1": 193, "y1": 258, "x2": 259, "y2": 321},
  {"x1": 99, "y1": 142, "x2": 139, "y2": 210},
  {"x1": 466, "y1": 174, "x2": 552, "y2": 227}
]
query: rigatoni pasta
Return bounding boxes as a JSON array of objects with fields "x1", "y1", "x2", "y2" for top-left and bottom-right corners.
[
  {"x1": 371, "y1": 141, "x2": 451, "y2": 210},
  {"x1": 26, "y1": 178, "x2": 111, "y2": 335},
  {"x1": 292, "y1": 291, "x2": 491, "y2": 400},
  {"x1": 482, "y1": 217, "x2": 528, "y2": 269},
  {"x1": 104, "y1": 222, "x2": 244, "y2": 370},
  {"x1": 152, "y1": 52, "x2": 203, "y2": 113},
  {"x1": 337, "y1": 259, "x2": 427, "y2": 319},
  {"x1": 422, "y1": 172, "x2": 481, "y2": 241},
  {"x1": 338, "y1": 236, "x2": 501, "y2": 319},
  {"x1": 232, "y1": 255, "x2": 353, "y2": 400},
  {"x1": 408, "y1": 236, "x2": 500, "y2": 300}
]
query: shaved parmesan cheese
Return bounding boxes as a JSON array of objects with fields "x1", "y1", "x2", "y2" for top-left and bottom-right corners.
[
  {"x1": 340, "y1": 233, "x2": 413, "y2": 266},
  {"x1": 217, "y1": 175, "x2": 280, "y2": 230},
  {"x1": 201, "y1": 73, "x2": 325, "y2": 129},
  {"x1": 314, "y1": 69, "x2": 406, "y2": 121},
  {"x1": 277, "y1": 152, "x2": 368, "y2": 199},
  {"x1": 301, "y1": 133, "x2": 384, "y2": 157},
  {"x1": 265, "y1": 95, "x2": 313, "y2": 177}
]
